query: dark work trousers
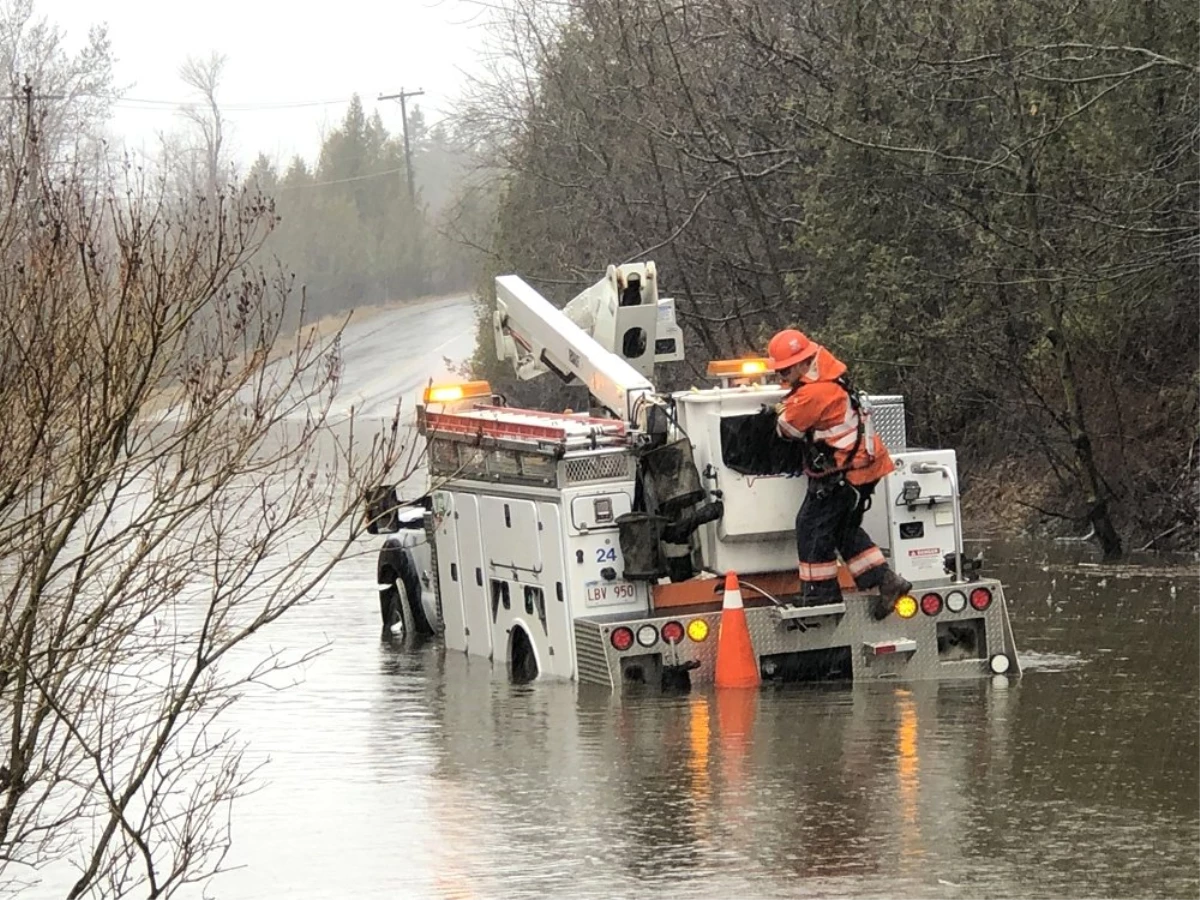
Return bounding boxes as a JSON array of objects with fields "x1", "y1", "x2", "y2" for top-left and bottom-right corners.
[{"x1": 795, "y1": 477, "x2": 887, "y2": 602}]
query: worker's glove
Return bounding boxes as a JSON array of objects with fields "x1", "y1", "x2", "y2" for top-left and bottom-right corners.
[{"x1": 759, "y1": 403, "x2": 785, "y2": 416}]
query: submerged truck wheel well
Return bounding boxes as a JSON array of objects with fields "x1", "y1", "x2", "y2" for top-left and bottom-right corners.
[{"x1": 509, "y1": 625, "x2": 539, "y2": 683}]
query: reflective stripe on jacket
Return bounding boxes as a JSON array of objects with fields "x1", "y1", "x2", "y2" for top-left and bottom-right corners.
[{"x1": 775, "y1": 346, "x2": 894, "y2": 486}]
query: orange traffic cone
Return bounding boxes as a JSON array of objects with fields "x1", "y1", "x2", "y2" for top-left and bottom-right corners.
[{"x1": 714, "y1": 571, "x2": 761, "y2": 689}]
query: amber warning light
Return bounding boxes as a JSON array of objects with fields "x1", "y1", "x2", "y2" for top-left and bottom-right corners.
[
  {"x1": 423, "y1": 380, "x2": 492, "y2": 405},
  {"x1": 706, "y1": 358, "x2": 771, "y2": 378}
]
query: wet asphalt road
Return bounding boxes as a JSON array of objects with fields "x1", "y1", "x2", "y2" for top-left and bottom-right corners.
[{"x1": 330, "y1": 293, "x2": 479, "y2": 419}]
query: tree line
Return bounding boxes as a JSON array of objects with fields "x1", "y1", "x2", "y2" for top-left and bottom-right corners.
[
  {"x1": 131, "y1": 49, "x2": 483, "y2": 326},
  {"x1": 458, "y1": 0, "x2": 1199, "y2": 556},
  {"x1": 242, "y1": 96, "x2": 482, "y2": 324}
]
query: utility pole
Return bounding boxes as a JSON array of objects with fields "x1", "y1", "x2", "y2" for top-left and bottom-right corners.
[
  {"x1": 378, "y1": 87, "x2": 424, "y2": 207},
  {"x1": 3, "y1": 78, "x2": 64, "y2": 232}
]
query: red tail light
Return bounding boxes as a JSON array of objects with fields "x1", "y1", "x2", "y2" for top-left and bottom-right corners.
[
  {"x1": 661, "y1": 621, "x2": 685, "y2": 644},
  {"x1": 920, "y1": 592, "x2": 943, "y2": 616},
  {"x1": 969, "y1": 587, "x2": 993, "y2": 611},
  {"x1": 610, "y1": 626, "x2": 634, "y2": 651}
]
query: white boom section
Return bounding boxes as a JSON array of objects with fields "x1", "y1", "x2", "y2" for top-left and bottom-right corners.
[
  {"x1": 558, "y1": 261, "x2": 684, "y2": 377},
  {"x1": 493, "y1": 273, "x2": 656, "y2": 423}
]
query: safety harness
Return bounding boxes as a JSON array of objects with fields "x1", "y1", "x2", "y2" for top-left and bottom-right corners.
[{"x1": 794, "y1": 375, "x2": 878, "y2": 480}]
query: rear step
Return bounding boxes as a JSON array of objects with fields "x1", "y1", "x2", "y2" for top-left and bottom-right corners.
[
  {"x1": 769, "y1": 601, "x2": 847, "y2": 621},
  {"x1": 863, "y1": 638, "x2": 917, "y2": 656}
]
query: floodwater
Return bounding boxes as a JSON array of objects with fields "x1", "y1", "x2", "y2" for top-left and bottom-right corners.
[
  {"x1": 205, "y1": 540, "x2": 1198, "y2": 900},
  {"x1": 26, "y1": 295, "x2": 1200, "y2": 898}
]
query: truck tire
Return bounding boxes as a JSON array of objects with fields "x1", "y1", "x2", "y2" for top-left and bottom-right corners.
[{"x1": 379, "y1": 544, "x2": 434, "y2": 638}]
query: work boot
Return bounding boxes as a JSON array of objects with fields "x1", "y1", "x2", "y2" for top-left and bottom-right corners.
[{"x1": 871, "y1": 569, "x2": 912, "y2": 621}]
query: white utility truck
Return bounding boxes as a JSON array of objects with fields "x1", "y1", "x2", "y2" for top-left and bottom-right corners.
[{"x1": 366, "y1": 262, "x2": 1020, "y2": 691}]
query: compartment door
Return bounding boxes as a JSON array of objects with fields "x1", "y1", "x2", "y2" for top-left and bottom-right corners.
[
  {"x1": 455, "y1": 494, "x2": 494, "y2": 658},
  {"x1": 432, "y1": 491, "x2": 466, "y2": 653},
  {"x1": 536, "y1": 503, "x2": 575, "y2": 678}
]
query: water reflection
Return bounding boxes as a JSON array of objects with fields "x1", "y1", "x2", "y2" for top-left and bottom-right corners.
[
  {"x1": 383, "y1": 660, "x2": 978, "y2": 895},
  {"x1": 896, "y1": 689, "x2": 921, "y2": 871},
  {"x1": 362, "y1": 640, "x2": 1197, "y2": 899},
  {"x1": 685, "y1": 694, "x2": 711, "y2": 816},
  {"x1": 119, "y1": 538, "x2": 1197, "y2": 900}
]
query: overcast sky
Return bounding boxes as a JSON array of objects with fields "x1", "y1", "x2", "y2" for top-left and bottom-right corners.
[{"x1": 36, "y1": 0, "x2": 491, "y2": 167}]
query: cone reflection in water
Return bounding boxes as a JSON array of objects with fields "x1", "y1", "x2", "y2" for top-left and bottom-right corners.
[
  {"x1": 714, "y1": 571, "x2": 761, "y2": 688},
  {"x1": 716, "y1": 684, "x2": 758, "y2": 806}
]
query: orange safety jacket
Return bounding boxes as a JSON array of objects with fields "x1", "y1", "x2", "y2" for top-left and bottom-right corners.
[{"x1": 775, "y1": 346, "x2": 894, "y2": 486}]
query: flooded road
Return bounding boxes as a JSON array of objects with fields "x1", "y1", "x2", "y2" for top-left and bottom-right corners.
[
  {"x1": 208, "y1": 540, "x2": 1197, "y2": 900},
  {"x1": 208, "y1": 296, "x2": 1198, "y2": 900},
  {"x1": 31, "y1": 294, "x2": 1199, "y2": 898}
]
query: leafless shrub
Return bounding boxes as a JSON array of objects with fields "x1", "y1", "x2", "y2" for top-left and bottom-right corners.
[{"x1": 0, "y1": 99, "x2": 404, "y2": 897}]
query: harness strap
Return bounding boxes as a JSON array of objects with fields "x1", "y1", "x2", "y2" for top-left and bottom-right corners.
[{"x1": 802, "y1": 375, "x2": 871, "y2": 478}]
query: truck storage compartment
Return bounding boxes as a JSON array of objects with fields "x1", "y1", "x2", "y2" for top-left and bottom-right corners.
[{"x1": 760, "y1": 646, "x2": 853, "y2": 683}]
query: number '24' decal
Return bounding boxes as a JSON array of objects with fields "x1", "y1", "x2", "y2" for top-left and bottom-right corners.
[{"x1": 595, "y1": 547, "x2": 617, "y2": 563}]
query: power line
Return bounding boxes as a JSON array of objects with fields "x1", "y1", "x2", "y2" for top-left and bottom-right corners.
[
  {"x1": 274, "y1": 166, "x2": 406, "y2": 191},
  {"x1": 113, "y1": 96, "x2": 359, "y2": 111},
  {"x1": 4, "y1": 92, "x2": 366, "y2": 113}
]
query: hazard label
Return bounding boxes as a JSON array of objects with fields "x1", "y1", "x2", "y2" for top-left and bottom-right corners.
[{"x1": 907, "y1": 547, "x2": 941, "y2": 558}]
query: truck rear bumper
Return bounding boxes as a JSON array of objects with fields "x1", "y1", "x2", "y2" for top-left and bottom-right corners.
[{"x1": 573, "y1": 578, "x2": 1019, "y2": 691}]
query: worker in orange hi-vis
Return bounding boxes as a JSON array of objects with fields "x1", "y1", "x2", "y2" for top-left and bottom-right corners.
[{"x1": 766, "y1": 329, "x2": 912, "y2": 619}]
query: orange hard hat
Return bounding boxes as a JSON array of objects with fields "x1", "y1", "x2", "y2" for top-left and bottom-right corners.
[{"x1": 767, "y1": 329, "x2": 818, "y2": 371}]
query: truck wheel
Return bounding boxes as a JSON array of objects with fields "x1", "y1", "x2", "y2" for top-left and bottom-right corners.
[{"x1": 379, "y1": 549, "x2": 434, "y2": 639}]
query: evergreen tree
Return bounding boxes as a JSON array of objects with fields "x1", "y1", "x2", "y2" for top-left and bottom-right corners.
[{"x1": 242, "y1": 95, "x2": 479, "y2": 322}]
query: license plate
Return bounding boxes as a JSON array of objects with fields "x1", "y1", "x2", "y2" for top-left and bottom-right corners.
[{"x1": 585, "y1": 580, "x2": 637, "y2": 606}]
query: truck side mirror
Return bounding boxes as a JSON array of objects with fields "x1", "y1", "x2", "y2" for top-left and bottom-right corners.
[{"x1": 365, "y1": 485, "x2": 401, "y2": 535}]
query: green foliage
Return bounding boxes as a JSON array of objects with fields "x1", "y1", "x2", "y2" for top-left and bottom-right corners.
[{"x1": 466, "y1": 0, "x2": 1199, "y2": 550}]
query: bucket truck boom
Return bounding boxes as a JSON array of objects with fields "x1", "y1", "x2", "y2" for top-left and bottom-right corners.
[{"x1": 491, "y1": 262, "x2": 684, "y2": 424}]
